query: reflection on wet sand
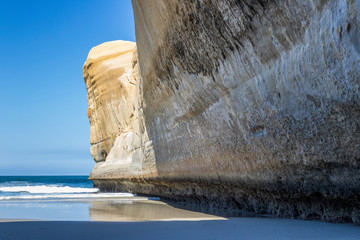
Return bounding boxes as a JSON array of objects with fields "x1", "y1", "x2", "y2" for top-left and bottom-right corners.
[{"x1": 89, "y1": 198, "x2": 227, "y2": 221}]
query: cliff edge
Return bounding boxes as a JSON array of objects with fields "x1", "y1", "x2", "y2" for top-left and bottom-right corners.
[{"x1": 84, "y1": 0, "x2": 360, "y2": 223}]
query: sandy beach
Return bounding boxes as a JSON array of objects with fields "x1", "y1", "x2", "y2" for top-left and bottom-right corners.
[
  {"x1": 1, "y1": 218, "x2": 360, "y2": 240},
  {"x1": 1, "y1": 197, "x2": 360, "y2": 239},
  {"x1": 1, "y1": 180, "x2": 359, "y2": 240}
]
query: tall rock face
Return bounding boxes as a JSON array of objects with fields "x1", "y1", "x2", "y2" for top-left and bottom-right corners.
[
  {"x1": 85, "y1": 1, "x2": 360, "y2": 223},
  {"x1": 84, "y1": 41, "x2": 142, "y2": 177}
]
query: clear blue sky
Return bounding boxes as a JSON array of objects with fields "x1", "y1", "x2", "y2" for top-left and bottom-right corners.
[{"x1": 0, "y1": 0, "x2": 135, "y2": 175}]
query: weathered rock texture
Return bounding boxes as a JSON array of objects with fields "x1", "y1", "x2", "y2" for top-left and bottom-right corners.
[
  {"x1": 83, "y1": 40, "x2": 140, "y2": 175},
  {"x1": 85, "y1": 0, "x2": 360, "y2": 223}
]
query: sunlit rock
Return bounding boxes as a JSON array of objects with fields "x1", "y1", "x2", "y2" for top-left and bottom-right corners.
[{"x1": 84, "y1": 1, "x2": 360, "y2": 223}]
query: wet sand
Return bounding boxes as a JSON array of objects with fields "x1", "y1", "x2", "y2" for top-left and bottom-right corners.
[
  {"x1": 1, "y1": 198, "x2": 359, "y2": 239},
  {"x1": 0, "y1": 197, "x2": 227, "y2": 221},
  {"x1": 0, "y1": 218, "x2": 360, "y2": 240}
]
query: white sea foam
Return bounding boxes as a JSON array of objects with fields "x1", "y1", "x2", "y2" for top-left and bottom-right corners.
[
  {"x1": 0, "y1": 185, "x2": 99, "y2": 194},
  {"x1": 0, "y1": 192, "x2": 135, "y2": 200}
]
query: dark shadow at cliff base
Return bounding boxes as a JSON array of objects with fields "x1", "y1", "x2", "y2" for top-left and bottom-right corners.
[
  {"x1": 142, "y1": 198, "x2": 259, "y2": 218},
  {"x1": 93, "y1": 178, "x2": 360, "y2": 224}
]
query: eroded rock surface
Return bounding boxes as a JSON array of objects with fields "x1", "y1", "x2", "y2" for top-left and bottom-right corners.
[
  {"x1": 85, "y1": 1, "x2": 360, "y2": 223},
  {"x1": 83, "y1": 40, "x2": 141, "y2": 177}
]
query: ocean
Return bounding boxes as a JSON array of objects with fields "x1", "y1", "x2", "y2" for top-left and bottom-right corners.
[
  {"x1": 0, "y1": 176, "x2": 132, "y2": 201},
  {"x1": 0, "y1": 176, "x2": 135, "y2": 221}
]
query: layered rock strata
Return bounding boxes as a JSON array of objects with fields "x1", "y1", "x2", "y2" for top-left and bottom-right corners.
[
  {"x1": 84, "y1": 41, "x2": 140, "y2": 176},
  {"x1": 84, "y1": 0, "x2": 360, "y2": 223}
]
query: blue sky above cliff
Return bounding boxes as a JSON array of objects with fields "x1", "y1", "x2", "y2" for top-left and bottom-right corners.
[{"x1": 0, "y1": 0, "x2": 135, "y2": 175}]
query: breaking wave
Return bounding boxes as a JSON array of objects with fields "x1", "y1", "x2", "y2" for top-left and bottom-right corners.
[
  {"x1": 0, "y1": 192, "x2": 135, "y2": 200},
  {"x1": 0, "y1": 176, "x2": 135, "y2": 201},
  {"x1": 0, "y1": 185, "x2": 99, "y2": 194}
]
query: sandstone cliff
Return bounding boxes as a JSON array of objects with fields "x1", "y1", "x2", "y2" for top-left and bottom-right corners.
[
  {"x1": 84, "y1": 0, "x2": 360, "y2": 223},
  {"x1": 83, "y1": 41, "x2": 140, "y2": 176}
]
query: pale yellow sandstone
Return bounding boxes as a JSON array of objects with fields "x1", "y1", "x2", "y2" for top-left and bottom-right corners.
[{"x1": 83, "y1": 40, "x2": 137, "y2": 163}]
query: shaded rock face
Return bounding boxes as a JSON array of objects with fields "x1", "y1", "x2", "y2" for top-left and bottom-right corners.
[{"x1": 85, "y1": 1, "x2": 360, "y2": 223}]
